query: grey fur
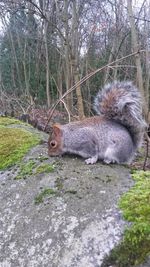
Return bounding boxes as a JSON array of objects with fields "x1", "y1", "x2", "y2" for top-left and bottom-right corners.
[
  {"x1": 49, "y1": 81, "x2": 146, "y2": 164},
  {"x1": 94, "y1": 81, "x2": 146, "y2": 149},
  {"x1": 61, "y1": 119, "x2": 137, "y2": 164}
]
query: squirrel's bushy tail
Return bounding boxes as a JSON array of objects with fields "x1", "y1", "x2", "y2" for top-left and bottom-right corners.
[{"x1": 94, "y1": 81, "x2": 147, "y2": 148}]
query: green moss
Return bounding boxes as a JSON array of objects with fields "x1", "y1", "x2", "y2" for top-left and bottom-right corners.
[
  {"x1": 120, "y1": 171, "x2": 150, "y2": 223},
  {"x1": 0, "y1": 127, "x2": 40, "y2": 170},
  {"x1": 102, "y1": 170, "x2": 150, "y2": 267},
  {"x1": 15, "y1": 162, "x2": 55, "y2": 180},
  {"x1": 15, "y1": 160, "x2": 37, "y2": 180},
  {"x1": 55, "y1": 177, "x2": 64, "y2": 190},
  {"x1": 34, "y1": 188, "x2": 57, "y2": 204},
  {"x1": 0, "y1": 117, "x2": 24, "y2": 126},
  {"x1": 35, "y1": 163, "x2": 55, "y2": 174}
]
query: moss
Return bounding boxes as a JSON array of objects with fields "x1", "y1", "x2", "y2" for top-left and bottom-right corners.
[
  {"x1": 55, "y1": 177, "x2": 64, "y2": 190},
  {"x1": 15, "y1": 160, "x2": 37, "y2": 180},
  {"x1": 34, "y1": 188, "x2": 57, "y2": 204},
  {"x1": 0, "y1": 127, "x2": 40, "y2": 170},
  {"x1": 15, "y1": 162, "x2": 55, "y2": 180},
  {"x1": 35, "y1": 163, "x2": 55, "y2": 174},
  {"x1": 102, "y1": 170, "x2": 150, "y2": 267},
  {"x1": 0, "y1": 117, "x2": 24, "y2": 126}
]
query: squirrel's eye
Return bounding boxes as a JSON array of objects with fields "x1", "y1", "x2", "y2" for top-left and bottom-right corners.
[{"x1": 50, "y1": 140, "x2": 57, "y2": 148}]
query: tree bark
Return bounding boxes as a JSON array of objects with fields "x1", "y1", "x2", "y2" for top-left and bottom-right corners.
[
  {"x1": 64, "y1": 0, "x2": 73, "y2": 113},
  {"x1": 127, "y1": 0, "x2": 147, "y2": 114},
  {"x1": 44, "y1": 19, "x2": 51, "y2": 108},
  {"x1": 72, "y1": 0, "x2": 84, "y2": 119},
  {"x1": 144, "y1": 5, "x2": 150, "y2": 110}
]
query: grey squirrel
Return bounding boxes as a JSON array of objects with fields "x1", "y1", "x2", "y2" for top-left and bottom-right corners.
[{"x1": 48, "y1": 81, "x2": 146, "y2": 164}]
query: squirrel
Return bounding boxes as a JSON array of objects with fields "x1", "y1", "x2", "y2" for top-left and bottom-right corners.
[{"x1": 48, "y1": 81, "x2": 146, "y2": 164}]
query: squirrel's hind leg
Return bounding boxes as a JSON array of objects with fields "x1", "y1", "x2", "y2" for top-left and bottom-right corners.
[{"x1": 103, "y1": 147, "x2": 120, "y2": 164}]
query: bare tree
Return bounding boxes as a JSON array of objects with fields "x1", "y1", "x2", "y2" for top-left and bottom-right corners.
[
  {"x1": 0, "y1": 0, "x2": 149, "y2": 119},
  {"x1": 127, "y1": 0, "x2": 148, "y2": 115}
]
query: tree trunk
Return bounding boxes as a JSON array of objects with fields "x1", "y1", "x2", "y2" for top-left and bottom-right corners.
[
  {"x1": 127, "y1": 0, "x2": 147, "y2": 114},
  {"x1": 64, "y1": 0, "x2": 73, "y2": 113},
  {"x1": 144, "y1": 6, "x2": 150, "y2": 110},
  {"x1": 23, "y1": 37, "x2": 30, "y2": 96},
  {"x1": 44, "y1": 20, "x2": 51, "y2": 108},
  {"x1": 72, "y1": 0, "x2": 85, "y2": 119},
  {"x1": 104, "y1": 42, "x2": 116, "y2": 83},
  {"x1": 8, "y1": 24, "x2": 22, "y2": 91}
]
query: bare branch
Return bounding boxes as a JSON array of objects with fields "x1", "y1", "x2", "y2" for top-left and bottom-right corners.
[{"x1": 44, "y1": 49, "x2": 146, "y2": 130}]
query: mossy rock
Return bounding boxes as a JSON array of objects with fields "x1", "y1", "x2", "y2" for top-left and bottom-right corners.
[
  {"x1": 15, "y1": 160, "x2": 37, "y2": 180},
  {"x1": 14, "y1": 161, "x2": 55, "y2": 180},
  {"x1": 102, "y1": 170, "x2": 150, "y2": 267},
  {"x1": 0, "y1": 127, "x2": 40, "y2": 170},
  {"x1": 0, "y1": 117, "x2": 24, "y2": 127},
  {"x1": 35, "y1": 163, "x2": 55, "y2": 174},
  {"x1": 34, "y1": 188, "x2": 57, "y2": 204}
]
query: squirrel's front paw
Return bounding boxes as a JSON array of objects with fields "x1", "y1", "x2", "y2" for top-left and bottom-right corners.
[{"x1": 85, "y1": 156, "x2": 98, "y2": 164}]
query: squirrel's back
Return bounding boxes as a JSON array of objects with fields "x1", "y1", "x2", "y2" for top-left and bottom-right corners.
[
  {"x1": 94, "y1": 81, "x2": 146, "y2": 148},
  {"x1": 48, "y1": 81, "x2": 146, "y2": 164}
]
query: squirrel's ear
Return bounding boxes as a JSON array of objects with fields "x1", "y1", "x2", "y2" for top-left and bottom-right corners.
[{"x1": 52, "y1": 124, "x2": 62, "y2": 136}]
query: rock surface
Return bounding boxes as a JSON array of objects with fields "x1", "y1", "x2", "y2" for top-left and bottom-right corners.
[{"x1": 0, "y1": 127, "x2": 149, "y2": 267}]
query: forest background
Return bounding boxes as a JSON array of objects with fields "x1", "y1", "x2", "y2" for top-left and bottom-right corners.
[{"x1": 0, "y1": 0, "x2": 150, "y2": 121}]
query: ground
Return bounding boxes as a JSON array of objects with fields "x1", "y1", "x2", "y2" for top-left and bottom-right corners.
[{"x1": 0, "y1": 121, "x2": 149, "y2": 267}]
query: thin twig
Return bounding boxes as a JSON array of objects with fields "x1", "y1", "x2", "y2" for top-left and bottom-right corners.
[
  {"x1": 44, "y1": 49, "x2": 146, "y2": 130},
  {"x1": 51, "y1": 76, "x2": 71, "y2": 122},
  {"x1": 60, "y1": 100, "x2": 71, "y2": 123},
  {"x1": 143, "y1": 132, "x2": 150, "y2": 171}
]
